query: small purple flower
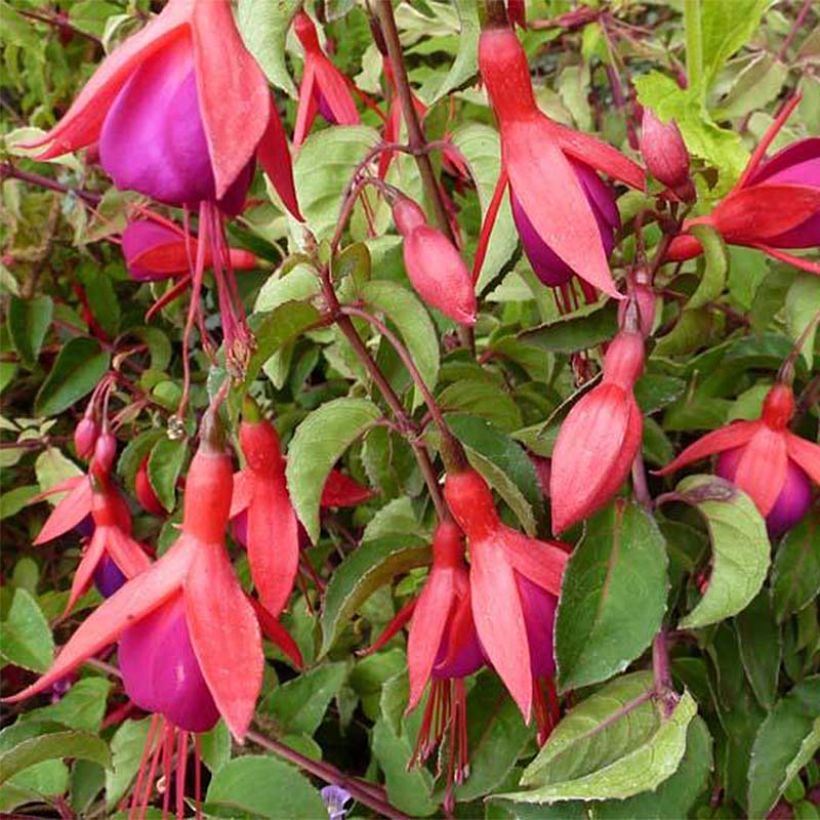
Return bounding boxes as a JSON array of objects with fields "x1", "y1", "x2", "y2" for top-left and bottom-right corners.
[{"x1": 321, "y1": 785, "x2": 352, "y2": 820}]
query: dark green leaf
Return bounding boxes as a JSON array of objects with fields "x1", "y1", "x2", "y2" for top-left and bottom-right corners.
[
  {"x1": 0, "y1": 731, "x2": 110, "y2": 785},
  {"x1": 320, "y1": 536, "x2": 430, "y2": 656},
  {"x1": 147, "y1": 437, "x2": 187, "y2": 514},
  {"x1": 206, "y1": 755, "x2": 326, "y2": 819},
  {"x1": 772, "y1": 515, "x2": 820, "y2": 622},
  {"x1": 8, "y1": 295, "x2": 52, "y2": 368},
  {"x1": 286, "y1": 397, "x2": 381, "y2": 543},
  {"x1": 735, "y1": 591, "x2": 781, "y2": 710},
  {"x1": 522, "y1": 302, "x2": 618, "y2": 354},
  {"x1": 556, "y1": 501, "x2": 668, "y2": 692},
  {"x1": 35, "y1": 338, "x2": 110, "y2": 417},
  {"x1": 747, "y1": 677, "x2": 820, "y2": 817},
  {"x1": 0, "y1": 588, "x2": 53, "y2": 673}
]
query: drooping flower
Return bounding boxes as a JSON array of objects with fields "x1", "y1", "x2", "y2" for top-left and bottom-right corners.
[
  {"x1": 392, "y1": 195, "x2": 476, "y2": 325},
  {"x1": 657, "y1": 383, "x2": 819, "y2": 536},
  {"x1": 122, "y1": 218, "x2": 257, "y2": 282},
  {"x1": 292, "y1": 11, "x2": 360, "y2": 147},
  {"x1": 666, "y1": 97, "x2": 820, "y2": 274},
  {"x1": 321, "y1": 785, "x2": 353, "y2": 820},
  {"x1": 549, "y1": 330, "x2": 645, "y2": 534},
  {"x1": 475, "y1": 24, "x2": 644, "y2": 298},
  {"x1": 230, "y1": 400, "x2": 374, "y2": 616},
  {"x1": 443, "y1": 469, "x2": 568, "y2": 728},
  {"x1": 32, "y1": 432, "x2": 150, "y2": 614},
  {"x1": 27, "y1": 0, "x2": 301, "y2": 220},
  {"x1": 6, "y1": 411, "x2": 264, "y2": 744},
  {"x1": 366, "y1": 521, "x2": 485, "y2": 810},
  {"x1": 640, "y1": 107, "x2": 694, "y2": 201}
]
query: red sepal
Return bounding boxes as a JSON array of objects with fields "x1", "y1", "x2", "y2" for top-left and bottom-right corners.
[
  {"x1": 786, "y1": 434, "x2": 820, "y2": 485},
  {"x1": 321, "y1": 470, "x2": 375, "y2": 507},
  {"x1": 249, "y1": 596, "x2": 304, "y2": 669},
  {"x1": 33, "y1": 477, "x2": 92, "y2": 545},
  {"x1": 656, "y1": 421, "x2": 759, "y2": 476},
  {"x1": 257, "y1": 96, "x2": 304, "y2": 221},
  {"x1": 734, "y1": 428, "x2": 788, "y2": 515}
]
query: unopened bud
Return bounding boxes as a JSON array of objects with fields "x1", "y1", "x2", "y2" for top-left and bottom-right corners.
[
  {"x1": 640, "y1": 108, "x2": 693, "y2": 198},
  {"x1": 74, "y1": 417, "x2": 98, "y2": 460},
  {"x1": 618, "y1": 282, "x2": 657, "y2": 338},
  {"x1": 93, "y1": 432, "x2": 117, "y2": 474}
]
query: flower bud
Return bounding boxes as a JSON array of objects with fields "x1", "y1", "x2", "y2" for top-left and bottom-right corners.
[
  {"x1": 550, "y1": 331, "x2": 645, "y2": 533},
  {"x1": 618, "y1": 281, "x2": 657, "y2": 338},
  {"x1": 392, "y1": 197, "x2": 477, "y2": 326},
  {"x1": 93, "y1": 432, "x2": 117, "y2": 475},
  {"x1": 640, "y1": 108, "x2": 693, "y2": 199},
  {"x1": 74, "y1": 417, "x2": 98, "y2": 461}
]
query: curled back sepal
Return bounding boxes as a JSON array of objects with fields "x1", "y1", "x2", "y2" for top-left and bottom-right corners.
[
  {"x1": 392, "y1": 196, "x2": 477, "y2": 326},
  {"x1": 549, "y1": 331, "x2": 645, "y2": 534}
]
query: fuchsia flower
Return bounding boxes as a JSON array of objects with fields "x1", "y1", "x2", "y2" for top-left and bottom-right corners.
[
  {"x1": 231, "y1": 400, "x2": 374, "y2": 616},
  {"x1": 31, "y1": 432, "x2": 150, "y2": 615},
  {"x1": 444, "y1": 469, "x2": 568, "y2": 731},
  {"x1": 7, "y1": 413, "x2": 264, "y2": 743},
  {"x1": 666, "y1": 97, "x2": 820, "y2": 274},
  {"x1": 27, "y1": 0, "x2": 300, "y2": 219},
  {"x1": 475, "y1": 24, "x2": 644, "y2": 298},
  {"x1": 392, "y1": 195, "x2": 477, "y2": 326},
  {"x1": 122, "y1": 218, "x2": 257, "y2": 282},
  {"x1": 658, "y1": 383, "x2": 819, "y2": 536},
  {"x1": 293, "y1": 11, "x2": 360, "y2": 147},
  {"x1": 550, "y1": 330, "x2": 645, "y2": 534},
  {"x1": 366, "y1": 521, "x2": 484, "y2": 810}
]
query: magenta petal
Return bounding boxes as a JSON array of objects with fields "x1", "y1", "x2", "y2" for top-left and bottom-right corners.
[
  {"x1": 747, "y1": 138, "x2": 820, "y2": 187},
  {"x1": 118, "y1": 595, "x2": 220, "y2": 732},
  {"x1": 516, "y1": 573, "x2": 557, "y2": 679},
  {"x1": 100, "y1": 36, "x2": 217, "y2": 207},
  {"x1": 767, "y1": 212, "x2": 820, "y2": 249},
  {"x1": 511, "y1": 160, "x2": 618, "y2": 287},
  {"x1": 93, "y1": 554, "x2": 127, "y2": 598},
  {"x1": 716, "y1": 447, "x2": 812, "y2": 537},
  {"x1": 316, "y1": 88, "x2": 338, "y2": 125},
  {"x1": 433, "y1": 612, "x2": 485, "y2": 680}
]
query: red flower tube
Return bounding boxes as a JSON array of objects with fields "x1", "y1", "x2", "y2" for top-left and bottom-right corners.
[
  {"x1": 657, "y1": 383, "x2": 819, "y2": 535},
  {"x1": 475, "y1": 24, "x2": 644, "y2": 298},
  {"x1": 666, "y1": 98, "x2": 820, "y2": 274},
  {"x1": 292, "y1": 11, "x2": 359, "y2": 147},
  {"x1": 444, "y1": 469, "x2": 568, "y2": 724},
  {"x1": 550, "y1": 330, "x2": 645, "y2": 534},
  {"x1": 392, "y1": 195, "x2": 477, "y2": 326}
]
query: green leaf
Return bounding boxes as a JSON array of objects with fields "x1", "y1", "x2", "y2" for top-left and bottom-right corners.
[
  {"x1": 671, "y1": 475, "x2": 770, "y2": 629},
  {"x1": 451, "y1": 673, "x2": 531, "y2": 803},
  {"x1": 747, "y1": 677, "x2": 820, "y2": 818},
  {"x1": 24, "y1": 678, "x2": 111, "y2": 732},
  {"x1": 372, "y1": 719, "x2": 437, "y2": 817},
  {"x1": 448, "y1": 413, "x2": 544, "y2": 535},
  {"x1": 247, "y1": 301, "x2": 322, "y2": 387},
  {"x1": 8, "y1": 295, "x2": 52, "y2": 368},
  {"x1": 199, "y1": 722, "x2": 231, "y2": 774},
  {"x1": 237, "y1": 0, "x2": 299, "y2": 98},
  {"x1": 699, "y1": 0, "x2": 769, "y2": 91},
  {"x1": 450, "y1": 124, "x2": 517, "y2": 293},
  {"x1": 292, "y1": 126, "x2": 382, "y2": 240},
  {"x1": 286, "y1": 397, "x2": 381, "y2": 543},
  {"x1": 105, "y1": 719, "x2": 151, "y2": 809},
  {"x1": 439, "y1": 380, "x2": 522, "y2": 432},
  {"x1": 360, "y1": 280, "x2": 440, "y2": 403},
  {"x1": 654, "y1": 308, "x2": 717, "y2": 358},
  {"x1": 35, "y1": 338, "x2": 111, "y2": 418},
  {"x1": 0, "y1": 731, "x2": 110, "y2": 785},
  {"x1": 785, "y1": 273, "x2": 820, "y2": 369},
  {"x1": 506, "y1": 672, "x2": 696, "y2": 803},
  {"x1": 117, "y1": 428, "x2": 165, "y2": 495},
  {"x1": 522, "y1": 302, "x2": 618, "y2": 353},
  {"x1": 735, "y1": 591, "x2": 781, "y2": 711},
  {"x1": 320, "y1": 535, "x2": 430, "y2": 656},
  {"x1": 35, "y1": 447, "x2": 82, "y2": 497},
  {"x1": 206, "y1": 755, "x2": 327, "y2": 819},
  {"x1": 713, "y1": 52, "x2": 789, "y2": 120},
  {"x1": 0, "y1": 588, "x2": 53, "y2": 673},
  {"x1": 260, "y1": 663, "x2": 348, "y2": 736},
  {"x1": 555, "y1": 501, "x2": 668, "y2": 692},
  {"x1": 430, "y1": 0, "x2": 479, "y2": 102},
  {"x1": 771, "y1": 516, "x2": 820, "y2": 623},
  {"x1": 687, "y1": 225, "x2": 728, "y2": 310},
  {"x1": 147, "y1": 437, "x2": 187, "y2": 514},
  {"x1": 255, "y1": 263, "x2": 320, "y2": 313},
  {"x1": 77, "y1": 265, "x2": 120, "y2": 337}
]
